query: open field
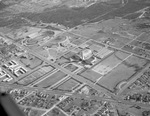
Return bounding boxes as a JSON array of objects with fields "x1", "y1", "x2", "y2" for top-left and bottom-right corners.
[
  {"x1": 91, "y1": 32, "x2": 132, "y2": 48},
  {"x1": 34, "y1": 70, "x2": 67, "y2": 88},
  {"x1": 21, "y1": 1, "x2": 118, "y2": 28},
  {"x1": 92, "y1": 50, "x2": 130, "y2": 75},
  {"x1": 130, "y1": 40, "x2": 143, "y2": 48},
  {"x1": 33, "y1": 47, "x2": 52, "y2": 59},
  {"x1": 53, "y1": 77, "x2": 82, "y2": 92},
  {"x1": 71, "y1": 18, "x2": 129, "y2": 38},
  {"x1": 64, "y1": 63, "x2": 79, "y2": 72},
  {"x1": 136, "y1": 32, "x2": 150, "y2": 41},
  {"x1": 19, "y1": 54, "x2": 43, "y2": 69},
  {"x1": 144, "y1": 39, "x2": 150, "y2": 44},
  {"x1": 125, "y1": 55, "x2": 149, "y2": 68},
  {"x1": 55, "y1": 56, "x2": 70, "y2": 66},
  {"x1": 17, "y1": 65, "x2": 54, "y2": 86},
  {"x1": 97, "y1": 55, "x2": 149, "y2": 93},
  {"x1": 79, "y1": 69, "x2": 102, "y2": 83},
  {"x1": 89, "y1": 0, "x2": 150, "y2": 23}
]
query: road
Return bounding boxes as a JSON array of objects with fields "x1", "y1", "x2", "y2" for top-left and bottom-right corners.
[
  {"x1": 2, "y1": 36, "x2": 150, "y2": 109},
  {"x1": 1, "y1": 82, "x2": 150, "y2": 109},
  {"x1": 0, "y1": 33, "x2": 120, "y2": 101},
  {"x1": 1, "y1": 1, "x2": 150, "y2": 109}
]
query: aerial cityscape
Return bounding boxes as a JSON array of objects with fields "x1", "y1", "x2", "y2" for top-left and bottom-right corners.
[{"x1": 0, "y1": 0, "x2": 150, "y2": 116}]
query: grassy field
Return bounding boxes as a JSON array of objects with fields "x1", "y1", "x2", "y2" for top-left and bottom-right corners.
[
  {"x1": 17, "y1": 66, "x2": 54, "y2": 85},
  {"x1": 71, "y1": 18, "x2": 128, "y2": 38},
  {"x1": 144, "y1": 38, "x2": 150, "y2": 44},
  {"x1": 92, "y1": 51, "x2": 130, "y2": 75},
  {"x1": 55, "y1": 56, "x2": 70, "y2": 66},
  {"x1": 125, "y1": 55, "x2": 148, "y2": 68},
  {"x1": 97, "y1": 55, "x2": 149, "y2": 93},
  {"x1": 53, "y1": 77, "x2": 81, "y2": 92},
  {"x1": 79, "y1": 69, "x2": 102, "y2": 83},
  {"x1": 130, "y1": 40, "x2": 143, "y2": 48},
  {"x1": 20, "y1": 54, "x2": 43, "y2": 69},
  {"x1": 64, "y1": 63, "x2": 78, "y2": 72},
  {"x1": 90, "y1": 31, "x2": 132, "y2": 48},
  {"x1": 34, "y1": 70, "x2": 67, "y2": 88},
  {"x1": 97, "y1": 63, "x2": 136, "y2": 92},
  {"x1": 110, "y1": 35, "x2": 132, "y2": 48},
  {"x1": 24, "y1": 1, "x2": 117, "y2": 28},
  {"x1": 136, "y1": 32, "x2": 150, "y2": 41}
]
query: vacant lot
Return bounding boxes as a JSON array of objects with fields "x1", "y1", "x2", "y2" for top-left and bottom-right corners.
[
  {"x1": 110, "y1": 35, "x2": 132, "y2": 48},
  {"x1": 91, "y1": 32, "x2": 132, "y2": 48},
  {"x1": 64, "y1": 63, "x2": 78, "y2": 72},
  {"x1": 55, "y1": 56, "x2": 70, "y2": 66},
  {"x1": 35, "y1": 48, "x2": 49, "y2": 58},
  {"x1": 136, "y1": 32, "x2": 150, "y2": 41},
  {"x1": 92, "y1": 51, "x2": 130, "y2": 75},
  {"x1": 130, "y1": 40, "x2": 143, "y2": 48},
  {"x1": 97, "y1": 63, "x2": 136, "y2": 93},
  {"x1": 17, "y1": 65, "x2": 54, "y2": 85},
  {"x1": 34, "y1": 70, "x2": 67, "y2": 88},
  {"x1": 20, "y1": 54, "x2": 43, "y2": 69},
  {"x1": 97, "y1": 55, "x2": 149, "y2": 93},
  {"x1": 17, "y1": 73, "x2": 41, "y2": 86},
  {"x1": 79, "y1": 69, "x2": 102, "y2": 83},
  {"x1": 71, "y1": 18, "x2": 127, "y2": 38},
  {"x1": 54, "y1": 77, "x2": 81, "y2": 92}
]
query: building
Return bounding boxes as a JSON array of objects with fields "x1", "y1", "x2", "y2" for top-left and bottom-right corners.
[
  {"x1": 59, "y1": 37, "x2": 71, "y2": 48},
  {"x1": 81, "y1": 48, "x2": 93, "y2": 60},
  {"x1": 13, "y1": 66, "x2": 27, "y2": 77}
]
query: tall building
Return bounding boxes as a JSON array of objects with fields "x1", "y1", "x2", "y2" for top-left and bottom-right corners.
[{"x1": 81, "y1": 49, "x2": 93, "y2": 60}]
